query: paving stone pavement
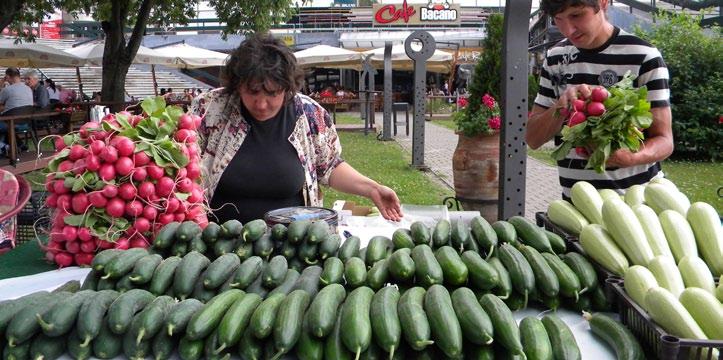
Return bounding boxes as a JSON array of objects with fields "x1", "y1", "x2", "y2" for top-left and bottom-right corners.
[{"x1": 370, "y1": 111, "x2": 562, "y2": 219}]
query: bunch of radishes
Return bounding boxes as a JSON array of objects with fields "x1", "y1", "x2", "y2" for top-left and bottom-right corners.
[
  {"x1": 43, "y1": 97, "x2": 208, "y2": 268},
  {"x1": 560, "y1": 87, "x2": 609, "y2": 157}
]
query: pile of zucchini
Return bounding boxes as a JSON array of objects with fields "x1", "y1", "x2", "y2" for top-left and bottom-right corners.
[{"x1": 152, "y1": 219, "x2": 340, "y2": 272}]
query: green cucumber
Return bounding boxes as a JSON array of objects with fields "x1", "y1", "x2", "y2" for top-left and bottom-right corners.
[
  {"x1": 220, "y1": 219, "x2": 243, "y2": 239},
  {"x1": 366, "y1": 258, "x2": 390, "y2": 290},
  {"x1": 253, "y1": 233, "x2": 275, "y2": 259},
  {"x1": 410, "y1": 221, "x2": 431, "y2": 245},
  {"x1": 307, "y1": 283, "x2": 347, "y2": 338},
  {"x1": 131, "y1": 295, "x2": 175, "y2": 345},
  {"x1": 461, "y1": 251, "x2": 499, "y2": 290},
  {"x1": 451, "y1": 220, "x2": 472, "y2": 253},
  {"x1": 541, "y1": 253, "x2": 581, "y2": 301},
  {"x1": 151, "y1": 325, "x2": 177, "y2": 360},
  {"x1": 166, "y1": 298, "x2": 204, "y2": 337},
  {"x1": 92, "y1": 249, "x2": 124, "y2": 271},
  {"x1": 171, "y1": 240, "x2": 189, "y2": 257},
  {"x1": 188, "y1": 233, "x2": 207, "y2": 254},
  {"x1": 544, "y1": 229, "x2": 567, "y2": 254},
  {"x1": 561, "y1": 252, "x2": 598, "y2": 294},
  {"x1": 518, "y1": 244, "x2": 560, "y2": 298},
  {"x1": 366, "y1": 236, "x2": 393, "y2": 267},
  {"x1": 584, "y1": 312, "x2": 644, "y2": 360},
  {"x1": 173, "y1": 251, "x2": 211, "y2": 299},
  {"x1": 238, "y1": 327, "x2": 264, "y2": 360},
  {"x1": 153, "y1": 222, "x2": 181, "y2": 249},
  {"x1": 451, "y1": 287, "x2": 494, "y2": 345},
  {"x1": 432, "y1": 219, "x2": 452, "y2": 248},
  {"x1": 492, "y1": 220, "x2": 518, "y2": 245},
  {"x1": 232, "y1": 256, "x2": 264, "y2": 289},
  {"x1": 541, "y1": 314, "x2": 581, "y2": 360},
  {"x1": 397, "y1": 287, "x2": 433, "y2": 351},
  {"x1": 176, "y1": 221, "x2": 202, "y2": 242},
  {"x1": 590, "y1": 285, "x2": 611, "y2": 312},
  {"x1": 102, "y1": 248, "x2": 149, "y2": 279},
  {"x1": 305, "y1": 220, "x2": 330, "y2": 244},
  {"x1": 216, "y1": 292, "x2": 263, "y2": 353},
  {"x1": 81, "y1": 269, "x2": 101, "y2": 290},
  {"x1": 179, "y1": 335, "x2": 205, "y2": 360},
  {"x1": 76, "y1": 289, "x2": 120, "y2": 347},
  {"x1": 435, "y1": 246, "x2": 469, "y2": 286},
  {"x1": 298, "y1": 240, "x2": 320, "y2": 265},
  {"x1": 128, "y1": 253, "x2": 163, "y2": 284},
  {"x1": 287, "y1": 220, "x2": 312, "y2": 244},
  {"x1": 235, "y1": 241, "x2": 254, "y2": 261},
  {"x1": 320, "y1": 257, "x2": 344, "y2": 285},
  {"x1": 325, "y1": 304, "x2": 354, "y2": 360},
  {"x1": 185, "y1": 289, "x2": 244, "y2": 340},
  {"x1": 508, "y1": 216, "x2": 553, "y2": 254},
  {"x1": 271, "y1": 289, "x2": 312, "y2": 359},
  {"x1": 249, "y1": 293, "x2": 286, "y2": 340},
  {"x1": 92, "y1": 318, "x2": 122, "y2": 359},
  {"x1": 411, "y1": 244, "x2": 444, "y2": 288},
  {"x1": 424, "y1": 285, "x2": 463, "y2": 358},
  {"x1": 341, "y1": 287, "x2": 374, "y2": 358},
  {"x1": 267, "y1": 268, "x2": 301, "y2": 297},
  {"x1": 392, "y1": 228, "x2": 415, "y2": 249},
  {"x1": 263, "y1": 255, "x2": 289, "y2": 289},
  {"x1": 479, "y1": 293, "x2": 525, "y2": 357},
  {"x1": 291, "y1": 265, "x2": 323, "y2": 297},
  {"x1": 280, "y1": 242, "x2": 297, "y2": 259},
  {"x1": 338, "y1": 235, "x2": 361, "y2": 262},
  {"x1": 242, "y1": 219, "x2": 267, "y2": 242},
  {"x1": 488, "y1": 257, "x2": 512, "y2": 299},
  {"x1": 192, "y1": 278, "x2": 217, "y2": 302},
  {"x1": 471, "y1": 216, "x2": 498, "y2": 257},
  {"x1": 107, "y1": 288, "x2": 155, "y2": 335},
  {"x1": 37, "y1": 290, "x2": 94, "y2": 337},
  {"x1": 115, "y1": 273, "x2": 136, "y2": 292},
  {"x1": 497, "y1": 243, "x2": 535, "y2": 305},
  {"x1": 370, "y1": 286, "x2": 402, "y2": 356},
  {"x1": 520, "y1": 316, "x2": 553, "y2": 360},
  {"x1": 319, "y1": 233, "x2": 342, "y2": 259},
  {"x1": 213, "y1": 239, "x2": 236, "y2": 257},
  {"x1": 68, "y1": 329, "x2": 92, "y2": 360},
  {"x1": 202, "y1": 222, "x2": 222, "y2": 243},
  {"x1": 296, "y1": 315, "x2": 325, "y2": 360},
  {"x1": 148, "y1": 256, "x2": 182, "y2": 296},
  {"x1": 388, "y1": 248, "x2": 415, "y2": 283},
  {"x1": 270, "y1": 223, "x2": 288, "y2": 241},
  {"x1": 203, "y1": 253, "x2": 242, "y2": 289},
  {"x1": 344, "y1": 257, "x2": 368, "y2": 288},
  {"x1": 30, "y1": 332, "x2": 66, "y2": 360}
]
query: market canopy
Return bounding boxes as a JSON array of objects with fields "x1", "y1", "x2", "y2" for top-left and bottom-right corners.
[
  {"x1": 151, "y1": 43, "x2": 229, "y2": 68},
  {"x1": 64, "y1": 41, "x2": 177, "y2": 67},
  {"x1": 0, "y1": 38, "x2": 84, "y2": 67},
  {"x1": 361, "y1": 44, "x2": 454, "y2": 73},
  {"x1": 294, "y1": 45, "x2": 362, "y2": 69}
]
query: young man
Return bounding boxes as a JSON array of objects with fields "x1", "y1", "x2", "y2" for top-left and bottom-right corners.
[{"x1": 526, "y1": 0, "x2": 673, "y2": 199}]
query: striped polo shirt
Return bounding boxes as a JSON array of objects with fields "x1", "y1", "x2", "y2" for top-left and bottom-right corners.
[{"x1": 534, "y1": 27, "x2": 671, "y2": 199}]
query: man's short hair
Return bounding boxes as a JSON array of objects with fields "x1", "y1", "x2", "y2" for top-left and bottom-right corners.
[
  {"x1": 5, "y1": 67, "x2": 20, "y2": 77},
  {"x1": 541, "y1": 0, "x2": 600, "y2": 16},
  {"x1": 23, "y1": 69, "x2": 40, "y2": 80}
]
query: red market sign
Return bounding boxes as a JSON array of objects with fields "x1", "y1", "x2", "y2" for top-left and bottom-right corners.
[{"x1": 373, "y1": 1, "x2": 460, "y2": 26}]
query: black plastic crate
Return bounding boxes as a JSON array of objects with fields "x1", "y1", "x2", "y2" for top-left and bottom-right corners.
[
  {"x1": 16, "y1": 191, "x2": 51, "y2": 243},
  {"x1": 535, "y1": 211, "x2": 576, "y2": 244},
  {"x1": 608, "y1": 278, "x2": 722, "y2": 360}
]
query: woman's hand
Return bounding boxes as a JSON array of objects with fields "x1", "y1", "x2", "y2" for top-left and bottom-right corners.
[{"x1": 369, "y1": 185, "x2": 403, "y2": 222}]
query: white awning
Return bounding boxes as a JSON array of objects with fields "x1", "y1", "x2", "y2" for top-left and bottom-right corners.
[{"x1": 339, "y1": 30, "x2": 485, "y2": 50}]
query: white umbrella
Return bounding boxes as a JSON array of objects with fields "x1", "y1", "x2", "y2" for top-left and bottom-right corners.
[
  {"x1": 64, "y1": 41, "x2": 176, "y2": 67},
  {"x1": 151, "y1": 43, "x2": 228, "y2": 68},
  {"x1": 294, "y1": 45, "x2": 362, "y2": 68},
  {"x1": 0, "y1": 38, "x2": 84, "y2": 67},
  {"x1": 362, "y1": 44, "x2": 454, "y2": 73}
]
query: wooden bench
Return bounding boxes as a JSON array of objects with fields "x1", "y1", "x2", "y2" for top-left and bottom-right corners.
[{"x1": 0, "y1": 110, "x2": 62, "y2": 173}]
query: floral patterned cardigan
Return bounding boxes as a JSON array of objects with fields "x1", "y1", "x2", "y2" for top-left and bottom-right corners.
[{"x1": 190, "y1": 89, "x2": 344, "y2": 206}]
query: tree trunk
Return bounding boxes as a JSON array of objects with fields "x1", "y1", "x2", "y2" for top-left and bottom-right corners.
[
  {"x1": 0, "y1": 0, "x2": 24, "y2": 33},
  {"x1": 101, "y1": 54, "x2": 130, "y2": 112}
]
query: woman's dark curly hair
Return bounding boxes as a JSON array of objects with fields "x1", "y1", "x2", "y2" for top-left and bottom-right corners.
[
  {"x1": 222, "y1": 33, "x2": 304, "y2": 102},
  {"x1": 541, "y1": 0, "x2": 601, "y2": 16}
]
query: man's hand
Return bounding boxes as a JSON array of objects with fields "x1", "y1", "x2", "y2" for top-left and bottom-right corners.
[
  {"x1": 606, "y1": 148, "x2": 638, "y2": 168},
  {"x1": 557, "y1": 84, "x2": 593, "y2": 111},
  {"x1": 369, "y1": 185, "x2": 403, "y2": 222}
]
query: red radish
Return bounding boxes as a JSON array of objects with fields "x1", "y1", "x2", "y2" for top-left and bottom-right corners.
[
  {"x1": 54, "y1": 252, "x2": 74, "y2": 267},
  {"x1": 50, "y1": 230, "x2": 66, "y2": 244},
  {"x1": 118, "y1": 182, "x2": 137, "y2": 201},
  {"x1": 114, "y1": 237, "x2": 130, "y2": 250},
  {"x1": 71, "y1": 193, "x2": 90, "y2": 214},
  {"x1": 102, "y1": 113, "x2": 116, "y2": 123},
  {"x1": 44, "y1": 175, "x2": 54, "y2": 191},
  {"x1": 176, "y1": 200, "x2": 188, "y2": 214},
  {"x1": 56, "y1": 194, "x2": 72, "y2": 212},
  {"x1": 46, "y1": 193, "x2": 58, "y2": 208},
  {"x1": 134, "y1": 217, "x2": 151, "y2": 233},
  {"x1": 125, "y1": 200, "x2": 144, "y2": 217},
  {"x1": 78, "y1": 227, "x2": 92, "y2": 242},
  {"x1": 178, "y1": 114, "x2": 194, "y2": 129},
  {"x1": 45, "y1": 250, "x2": 57, "y2": 262},
  {"x1": 586, "y1": 101, "x2": 606, "y2": 116},
  {"x1": 115, "y1": 156, "x2": 134, "y2": 177},
  {"x1": 115, "y1": 137, "x2": 135, "y2": 157},
  {"x1": 129, "y1": 235, "x2": 150, "y2": 249},
  {"x1": 174, "y1": 129, "x2": 196, "y2": 143},
  {"x1": 568, "y1": 112, "x2": 587, "y2": 127},
  {"x1": 102, "y1": 184, "x2": 118, "y2": 198},
  {"x1": 88, "y1": 192, "x2": 108, "y2": 208},
  {"x1": 187, "y1": 143, "x2": 199, "y2": 158},
  {"x1": 99, "y1": 163, "x2": 116, "y2": 181},
  {"x1": 591, "y1": 87, "x2": 609, "y2": 102},
  {"x1": 79, "y1": 122, "x2": 100, "y2": 139},
  {"x1": 147, "y1": 164, "x2": 164, "y2": 180},
  {"x1": 100, "y1": 146, "x2": 118, "y2": 163},
  {"x1": 63, "y1": 226, "x2": 78, "y2": 242},
  {"x1": 133, "y1": 151, "x2": 150, "y2": 166},
  {"x1": 79, "y1": 240, "x2": 95, "y2": 253},
  {"x1": 117, "y1": 110, "x2": 132, "y2": 118},
  {"x1": 158, "y1": 213, "x2": 175, "y2": 225},
  {"x1": 74, "y1": 253, "x2": 94, "y2": 266},
  {"x1": 97, "y1": 240, "x2": 114, "y2": 249},
  {"x1": 573, "y1": 99, "x2": 586, "y2": 112},
  {"x1": 137, "y1": 181, "x2": 155, "y2": 200},
  {"x1": 142, "y1": 205, "x2": 158, "y2": 220},
  {"x1": 188, "y1": 187, "x2": 203, "y2": 204},
  {"x1": 156, "y1": 177, "x2": 175, "y2": 197},
  {"x1": 65, "y1": 241, "x2": 80, "y2": 253},
  {"x1": 165, "y1": 197, "x2": 180, "y2": 213},
  {"x1": 53, "y1": 179, "x2": 68, "y2": 194},
  {"x1": 192, "y1": 115, "x2": 202, "y2": 129},
  {"x1": 174, "y1": 213, "x2": 186, "y2": 222},
  {"x1": 131, "y1": 167, "x2": 147, "y2": 182},
  {"x1": 176, "y1": 167, "x2": 187, "y2": 180},
  {"x1": 576, "y1": 147, "x2": 590, "y2": 157},
  {"x1": 54, "y1": 136, "x2": 67, "y2": 151},
  {"x1": 90, "y1": 140, "x2": 105, "y2": 155},
  {"x1": 129, "y1": 115, "x2": 144, "y2": 126},
  {"x1": 68, "y1": 144, "x2": 87, "y2": 161},
  {"x1": 85, "y1": 154, "x2": 101, "y2": 172},
  {"x1": 106, "y1": 198, "x2": 126, "y2": 218},
  {"x1": 177, "y1": 178, "x2": 193, "y2": 193},
  {"x1": 186, "y1": 162, "x2": 201, "y2": 180},
  {"x1": 72, "y1": 159, "x2": 86, "y2": 175},
  {"x1": 58, "y1": 160, "x2": 74, "y2": 173}
]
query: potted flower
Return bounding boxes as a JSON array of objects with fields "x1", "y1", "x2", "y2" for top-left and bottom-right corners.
[{"x1": 450, "y1": 93, "x2": 502, "y2": 222}]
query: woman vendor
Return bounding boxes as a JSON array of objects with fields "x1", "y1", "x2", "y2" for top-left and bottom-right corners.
[{"x1": 191, "y1": 34, "x2": 403, "y2": 224}]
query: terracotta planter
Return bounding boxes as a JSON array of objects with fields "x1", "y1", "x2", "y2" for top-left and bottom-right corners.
[{"x1": 452, "y1": 132, "x2": 500, "y2": 223}]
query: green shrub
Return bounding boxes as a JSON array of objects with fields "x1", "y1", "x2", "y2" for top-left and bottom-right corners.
[{"x1": 634, "y1": 13, "x2": 723, "y2": 160}]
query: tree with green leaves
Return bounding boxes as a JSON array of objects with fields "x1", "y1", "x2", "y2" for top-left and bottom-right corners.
[
  {"x1": 2, "y1": 0, "x2": 294, "y2": 108},
  {"x1": 1, "y1": 0, "x2": 61, "y2": 39}
]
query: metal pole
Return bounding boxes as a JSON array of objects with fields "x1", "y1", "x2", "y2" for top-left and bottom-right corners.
[
  {"x1": 500, "y1": 0, "x2": 533, "y2": 219},
  {"x1": 405, "y1": 31, "x2": 435, "y2": 170},
  {"x1": 381, "y1": 41, "x2": 393, "y2": 141}
]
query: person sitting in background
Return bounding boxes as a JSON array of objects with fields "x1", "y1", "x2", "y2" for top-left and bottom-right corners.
[
  {"x1": 57, "y1": 85, "x2": 76, "y2": 104},
  {"x1": 160, "y1": 88, "x2": 167, "y2": 97},
  {"x1": 320, "y1": 86, "x2": 334, "y2": 99},
  {"x1": 0, "y1": 67, "x2": 34, "y2": 154},
  {"x1": 23, "y1": 70, "x2": 49, "y2": 109},
  {"x1": 46, "y1": 79, "x2": 60, "y2": 105}
]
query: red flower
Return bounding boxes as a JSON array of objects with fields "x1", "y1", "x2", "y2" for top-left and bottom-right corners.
[
  {"x1": 482, "y1": 94, "x2": 496, "y2": 109},
  {"x1": 457, "y1": 97, "x2": 468, "y2": 108},
  {"x1": 487, "y1": 116, "x2": 501, "y2": 130}
]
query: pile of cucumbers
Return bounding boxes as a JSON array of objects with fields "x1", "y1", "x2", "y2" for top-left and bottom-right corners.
[
  {"x1": 0, "y1": 282, "x2": 586, "y2": 360},
  {"x1": 152, "y1": 219, "x2": 340, "y2": 272}
]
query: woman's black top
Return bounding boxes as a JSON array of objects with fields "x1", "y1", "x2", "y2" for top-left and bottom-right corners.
[{"x1": 209, "y1": 101, "x2": 305, "y2": 224}]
